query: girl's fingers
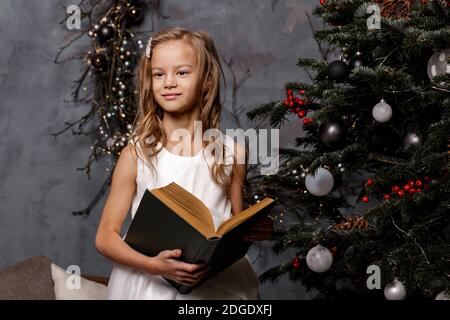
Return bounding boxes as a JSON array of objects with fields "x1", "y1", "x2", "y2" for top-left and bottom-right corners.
[
  {"x1": 192, "y1": 267, "x2": 209, "y2": 277},
  {"x1": 178, "y1": 273, "x2": 207, "y2": 285},
  {"x1": 177, "y1": 269, "x2": 208, "y2": 280},
  {"x1": 178, "y1": 278, "x2": 196, "y2": 286}
]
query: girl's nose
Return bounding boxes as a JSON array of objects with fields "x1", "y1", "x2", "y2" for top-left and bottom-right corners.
[{"x1": 164, "y1": 74, "x2": 177, "y2": 88}]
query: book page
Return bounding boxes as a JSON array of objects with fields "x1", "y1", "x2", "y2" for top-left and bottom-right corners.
[
  {"x1": 216, "y1": 198, "x2": 274, "y2": 235},
  {"x1": 150, "y1": 183, "x2": 216, "y2": 237}
]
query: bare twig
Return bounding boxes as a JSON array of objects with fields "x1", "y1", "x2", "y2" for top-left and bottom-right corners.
[
  {"x1": 73, "y1": 171, "x2": 113, "y2": 215},
  {"x1": 305, "y1": 11, "x2": 328, "y2": 61},
  {"x1": 390, "y1": 213, "x2": 431, "y2": 266},
  {"x1": 50, "y1": 102, "x2": 97, "y2": 139},
  {"x1": 223, "y1": 57, "x2": 252, "y2": 128}
]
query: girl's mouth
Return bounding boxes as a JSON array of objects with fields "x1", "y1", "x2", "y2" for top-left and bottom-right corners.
[{"x1": 162, "y1": 93, "x2": 181, "y2": 100}]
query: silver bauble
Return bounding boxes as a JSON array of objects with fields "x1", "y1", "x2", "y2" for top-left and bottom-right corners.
[
  {"x1": 305, "y1": 167, "x2": 334, "y2": 196},
  {"x1": 435, "y1": 290, "x2": 450, "y2": 300},
  {"x1": 372, "y1": 99, "x2": 392, "y2": 123},
  {"x1": 384, "y1": 279, "x2": 407, "y2": 300},
  {"x1": 306, "y1": 244, "x2": 333, "y2": 273},
  {"x1": 427, "y1": 49, "x2": 450, "y2": 87},
  {"x1": 403, "y1": 132, "x2": 422, "y2": 148}
]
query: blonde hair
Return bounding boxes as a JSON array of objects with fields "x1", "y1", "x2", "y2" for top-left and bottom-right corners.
[{"x1": 130, "y1": 27, "x2": 239, "y2": 193}]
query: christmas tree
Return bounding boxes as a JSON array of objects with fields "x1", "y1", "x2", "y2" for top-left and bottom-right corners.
[{"x1": 247, "y1": 0, "x2": 450, "y2": 300}]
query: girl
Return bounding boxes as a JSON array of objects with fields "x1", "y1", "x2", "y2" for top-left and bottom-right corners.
[{"x1": 95, "y1": 27, "x2": 273, "y2": 300}]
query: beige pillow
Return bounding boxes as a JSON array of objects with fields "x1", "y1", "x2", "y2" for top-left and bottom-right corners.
[{"x1": 51, "y1": 263, "x2": 107, "y2": 300}]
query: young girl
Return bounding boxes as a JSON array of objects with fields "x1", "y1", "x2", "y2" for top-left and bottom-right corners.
[{"x1": 95, "y1": 27, "x2": 273, "y2": 300}]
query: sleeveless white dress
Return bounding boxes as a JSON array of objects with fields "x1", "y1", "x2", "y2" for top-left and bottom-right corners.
[{"x1": 106, "y1": 136, "x2": 261, "y2": 300}]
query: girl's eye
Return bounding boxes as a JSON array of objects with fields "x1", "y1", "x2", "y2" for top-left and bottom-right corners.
[
  {"x1": 178, "y1": 71, "x2": 189, "y2": 76},
  {"x1": 153, "y1": 73, "x2": 163, "y2": 78}
]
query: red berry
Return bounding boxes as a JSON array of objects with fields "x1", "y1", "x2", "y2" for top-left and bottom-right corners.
[
  {"x1": 288, "y1": 94, "x2": 293, "y2": 101},
  {"x1": 416, "y1": 188, "x2": 422, "y2": 193},
  {"x1": 287, "y1": 89, "x2": 293, "y2": 95},
  {"x1": 408, "y1": 180, "x2": 415, "y2": 187},
  {"x1": 289, "y1": 101, "x2": 294, "y2": 107},
  {"x1": 283, "y1": 99, "x2": 289, "y2": 106},
  {"x1": 424, "y1": 184, "x2": 430, "y2": 190},
  {"x1": 292, "y1": 257, "x2": 300, "y2": 269},
  {"x1": 366, "y1": 178, "x2": 374, "y2": 186},
  {"x1": 320, "y1": 0, "x2": 327, "y2": 5},
  {"x1": 424, "y1": 176, "x2": 430, "y2": 182},
  {"x1": 330, "y1": 247, "x2": 337, "y2": 256},
  {"x1": 392, "y1": 185, "x2": 400, "y2": 193},
  {"x1": 298, "y1": 99, "x2": 305, "y2": 106},
  {"x1": 415, "y1": 180, "x2": 422, "y2": 187},
  {"x1": 298, "y1": 110, "x2": 306, "y2": 118},
  {"x1": 361, "y1": 196, "x2": 369, "y2": 203},
  {"x1": 383, "y1": 194, "x2": 391, "y2": 200},
  {"x1": 398, "y1": 190, "x2": 405, "y2": 197},
  {"x1": 404, "y1": 184, "x2": 411, "y2": 191},
  {"x1": 420, "y1": 0, "x2": 428, "y2": 4},
  {"x1": 409, "y1": 188, "x2": 416, "y2": 194},
  {"x1": 299, "y1": 89, "x2": 305, "y2": 95},
  {"x1": 303, "y1": 118, "x2": 313, "y2": 124}
]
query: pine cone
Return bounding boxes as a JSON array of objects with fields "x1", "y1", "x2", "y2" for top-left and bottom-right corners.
[
  {"x1": 381, "y1": 0, "x2": 413, "y2": 19},
  {"x1": 333, "y1": 216, "x2": 369, "y2": 231}
]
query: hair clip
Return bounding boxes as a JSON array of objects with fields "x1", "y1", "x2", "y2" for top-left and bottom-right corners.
[{"x1": 145, "y1": 37, "x2": 153, "y2": 58}]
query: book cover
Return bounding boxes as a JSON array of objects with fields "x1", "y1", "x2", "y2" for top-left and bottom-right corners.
[{"x1": 124, "y1": 183, "x2": 275, "y2": 294}]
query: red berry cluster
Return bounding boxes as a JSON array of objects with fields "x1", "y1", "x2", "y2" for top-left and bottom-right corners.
[
  {"x1": 292, "y1": 257, "x2": 300, "y2": 269},
  {"x1": 283, "y1": 89, "x2": 313, "y2": 125},
  {"x1": 384, "y1": 177, "x2": 431, "y2": 200},
  {"x1": 361, "y1": 176, "x2": 431, "y2": 202}
]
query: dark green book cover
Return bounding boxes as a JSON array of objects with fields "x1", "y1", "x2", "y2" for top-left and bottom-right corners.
[{"x1": 124, "y1": 186, "x2": 275, "y2": 294}]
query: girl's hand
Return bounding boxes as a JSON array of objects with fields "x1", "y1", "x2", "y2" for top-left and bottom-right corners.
[
  {"x1": 243, "y1": 216, "x2": 274, "y2": 241},
  {"x1": 151, "y1": 249, "x2": 209, "y2": 286}
]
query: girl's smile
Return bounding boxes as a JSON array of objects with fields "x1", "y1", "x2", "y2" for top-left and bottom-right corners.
[{"x1": 162, "y1": 93, "x2": 182, "y2": 100}]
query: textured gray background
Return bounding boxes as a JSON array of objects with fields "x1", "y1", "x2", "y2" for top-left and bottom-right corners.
[{"x1": 0, "y1": 0, "x2": 327, "y2": 299}]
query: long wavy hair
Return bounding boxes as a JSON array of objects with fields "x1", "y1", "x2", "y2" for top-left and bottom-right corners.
[{"x1": 130, "y1": 27, "x2": 237, "y2": 193}]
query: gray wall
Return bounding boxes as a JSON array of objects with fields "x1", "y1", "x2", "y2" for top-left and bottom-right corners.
[{"x1": 0, "y1": 0, "x2": 323, "y2": 299}]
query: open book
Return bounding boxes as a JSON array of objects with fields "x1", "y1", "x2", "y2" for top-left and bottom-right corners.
[{"x1": 124, "y1": 182, "x2": 275, "y2": 294}]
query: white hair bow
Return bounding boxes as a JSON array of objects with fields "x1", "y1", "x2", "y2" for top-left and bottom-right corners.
[{"x1": 145, "y1": 37, "x2": 153, "y2": 58}]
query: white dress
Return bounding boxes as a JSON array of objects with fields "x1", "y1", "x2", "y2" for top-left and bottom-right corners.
[{"x1": 106, "y1": 136, "x2": 261, "y2": 300}]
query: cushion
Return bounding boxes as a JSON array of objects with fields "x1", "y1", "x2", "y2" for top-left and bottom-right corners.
[
  {"x1": 51, "y1": 263, "x2": 107, "y2": 300},
  {"x1": 0, "y1": 256, "x2": 55, "y2": 300}
]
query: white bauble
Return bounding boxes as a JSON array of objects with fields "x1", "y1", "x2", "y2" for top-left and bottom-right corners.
[
  {"x1": 427, "y1": 49, "x2": 450, "y2": 87},
  {"x1": 403, "y1": 132, "x2": 423, "y2": 148},
  {"x1": 372, "y1": 99, "x2": 392, "y2": 123},
  {"x1": 305, "y1": 167, "x2": 334, "y2": 196},
  {"x1": 306, "y1": 244, "x2": 333, "y2": 273},
  {"x1": 384, "y1": 279, "x2": 407, "y2": 300},
  {"x1": 435, "y1": 290, "x2": 450, "y2": 300}
]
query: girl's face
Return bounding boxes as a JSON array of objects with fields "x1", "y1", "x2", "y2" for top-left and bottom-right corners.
[{"x1": 151, "y1": 39, "x2": 201, "y2": 115}]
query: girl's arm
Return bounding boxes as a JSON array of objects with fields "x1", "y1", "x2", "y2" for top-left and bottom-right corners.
[
  {"x1": 229, "y1": 144, "x2": 246, "y2": 215},
  {"x1": 228, "y1": 142, "x2": 273, "y2": 241},
  {"x1": 95, "y1": 144, "x2": 207, "y2": 285},
  {"x1": 95, "y1": 144, "x2": 156, "y2": 274}
]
